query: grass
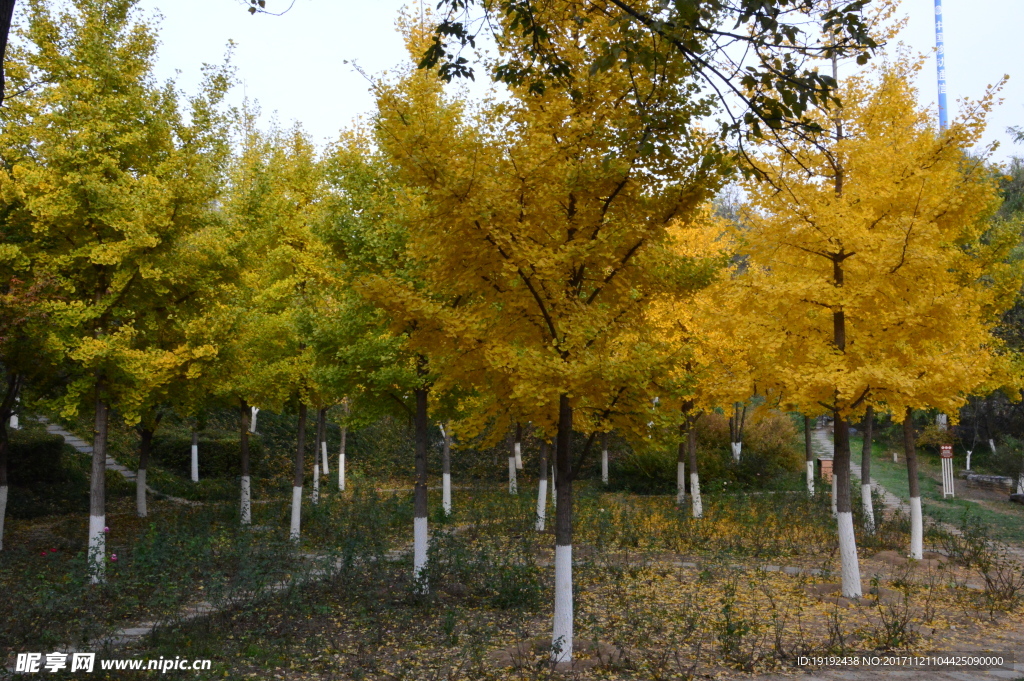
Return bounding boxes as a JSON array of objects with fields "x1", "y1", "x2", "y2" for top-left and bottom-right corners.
[{"x1": 852, "y1": 435, "x2": 1024, "y2": 544}]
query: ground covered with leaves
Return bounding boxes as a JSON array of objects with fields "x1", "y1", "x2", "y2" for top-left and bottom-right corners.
[{"x1": 3, "y1": 483, "x2": 1023, "y2": 680}]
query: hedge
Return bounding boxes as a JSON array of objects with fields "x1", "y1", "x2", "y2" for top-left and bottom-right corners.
[{"x1": 6, "y1": 430, "x2": 65, "y2": 484}]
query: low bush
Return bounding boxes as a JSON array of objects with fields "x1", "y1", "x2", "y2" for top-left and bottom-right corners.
[
  {"x1": 7, "y1": 429, "x2": 65, "y2": 484},
  {"x1": 150, "y1": 431, "x2": 264, "y2": 479}
]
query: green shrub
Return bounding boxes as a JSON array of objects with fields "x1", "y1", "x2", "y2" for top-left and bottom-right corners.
[
  {"x1": 7, "y1": 430, "x2": 65, "y2": 484},
  {"x1": 150, "y1": 432, "x2": 264, "y2": 479}
]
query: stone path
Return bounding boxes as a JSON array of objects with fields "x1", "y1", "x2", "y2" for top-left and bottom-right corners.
[{"x1": 39, "y1": 417, "x2": 198, "y2": 506}]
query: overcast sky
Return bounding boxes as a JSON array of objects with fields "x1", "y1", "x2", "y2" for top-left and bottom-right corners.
[{"x1": 135, "y1": 0, "x2": 1024, "y2": 162}]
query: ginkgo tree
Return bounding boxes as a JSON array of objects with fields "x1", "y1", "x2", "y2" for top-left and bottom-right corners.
[
  {"x1": 738, "y1": 53, "x2": 1019, "y2": 591},
  {"x1": 368, "y1": 4, "x2": 730, "y2": 664}
]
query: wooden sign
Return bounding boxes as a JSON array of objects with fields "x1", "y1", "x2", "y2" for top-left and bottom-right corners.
[{"x1": 940, "y1": 444, "x2": 953, "y2": 459}]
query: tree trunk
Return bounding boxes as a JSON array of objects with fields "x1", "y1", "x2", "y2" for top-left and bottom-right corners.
[
  {"x1": 676, "y1": 423, "x2": 686, "y2": 506},
  {"x1": 834, "y1": 411, "x2": 861, "y2": 597},
  {"x1": 136, "y1": 426, "x2": 153, "y2": 518},
  {"x1": 441, "y1": 421, "x2": 452, "y2": 516},
  {"x1": 0, "y1": 372, "x2": 21, "y2": 552},
  {"x1": 687, "y1": 420, "x2": 702, "y2": 518},
  {"x1": 190, "y1": 428, "x2": 199, "y2": 483},
  {"x1": 536, "y1": 440, "x2": 548, "y2": 531},
  {"x1": 250, "y1": 406, "x2": 259, "y2": 433},
  {"x1": 861, "y1": 406, "x2": 875, "y2": 533},
  {"x1": 551, "y1": 394, "x2": 574, "y2": 664},
  {"x1": 514, "y1": 422, "x2": 523, "y2": 470},
  {"x1": 290, "y1": 403, "x2": 306, "y2": 541},
  {"x1": 240, "y1": 400, "x2": 251, "y2": 525},
  {"x1": 413, "y1": 387, "x2": 429, "y2": 591},
  {"x1": 903, "y1": 407, "x2": 922, "y2": 559},
  {"x1": 508, "y1": 427, "x2": 518, "y2": 494},
  {"x1": 338, "y1": 399, "x2": 348, "y2": 491},
  {"x1": 601, "y1": 431, "x2": 609, "y2": 485},
  {"x1": 312, "y1": 407, "x2": 321, "y2": 505},
  {"x1": 319, "y1": 407, "x2": 329, "y2": 476},
  {"x1": 804, "y1": 415, "x2": 815, "y2": 495},
  {"x1": 89, "y1": 388, "x2": 109, "y2": 584}
]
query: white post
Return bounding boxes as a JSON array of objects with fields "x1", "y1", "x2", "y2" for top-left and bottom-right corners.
[
  {"x1": 290, "y1": 486, "x2": 302, "y2": 541},
  {"x1": 240, "y1": 475, "x2": 251, "y2": 525},
  {"x1": 690, "y1": 472, "x2": 702, "y2": 519},
  {"x1": 312, "y1": 463, "x2": 320, "y2": 504},
  {"x1": 508, "y1": 455, "x2": 517, "y2": 494},
  {"x1": 942, "y1": 458, "x2": 955, "y2": 498},
  {"x1": 551, "y1": 544, "x2": 573, "y2": 664},
  {"x1": 250, "y1": 407, "x2": 259, "y2": 433},
  {"x1": 190, "y1": 430, "x2": 199, "y2": 483}
]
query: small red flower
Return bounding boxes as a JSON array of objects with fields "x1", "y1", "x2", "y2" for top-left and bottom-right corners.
[
  {"x1": 50, "y1": 548, "x2": 58, "y2": 553},
  {"x1": 40, "y1": 551, "x2": 47, "y2": 556},
  {"x1": 110, "y1": 554, "x2": 118, "y2": 562}
]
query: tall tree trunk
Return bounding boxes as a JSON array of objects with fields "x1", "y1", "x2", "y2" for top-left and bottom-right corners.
[
  {"x1": 551, "y1": 393, "x2": 574, "y2": 664},
  {"x1": 0, "y1": 372, "x2": 21, "y2": 552},
  {"x1": 688, "y1": 418, "x2": 702, "y2": 518},
  {"x1": 136, "y1": 426, "x2": 153, "y2": 518},
  {"x1": 190, "y1": 428, "x2": 199, "y2": 483},
  {"x1": 338, "y1": 398, "x2": 348, "y2": 491},
  {"x1": 804, "y1": 415, "x2": 815, "y2": 495},
  {"x1": 441, "y1": 421, "x2": 452, "y2": 516},
  {"x1": 413, "y1": 387, "x2": 429, "y2": 591},
  {"x1": 240, "y1": 400, "x2": 251, "y2": 525},
  {"x1": 90, "y1": 385, "x2": 109, "y2": 584},
  {"x1": 601, "y1": 431, "x2": 609, "y2": 485},
  {"x1": 536, "y1": 440, "x2": 548, "y2": 531},
  {"x1": 290, "y1": 403, "x2": 306, "y2": 541},
  {"x1": 730, "y1": 402, "x2": 745, "y2": 461},
  {"x1": 514, "y1": 422, "x2": 523, "y2": 470},
  {"x1": 676, "y1": 423, "x2": 686, "y2": 506},
  {"x1": 319, "y1": 406, "x2": 329, "y2": 476},
  {"x1": 903, "y1": 407, "x2": 922, "y2": 559},
  {"x1": 508, "y1": 426, "x2": 518, "y2": 494},
  {"x1": 861, "y1": 406, "x2": 875, "y2": 533},
  {"x1": 312, "y1": 407, "x2": 322, "y2": 505}
]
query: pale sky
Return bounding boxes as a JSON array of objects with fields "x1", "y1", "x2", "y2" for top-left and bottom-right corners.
[{"x1": 134, "y1": 0, "x2": 1024, "y2": 162}]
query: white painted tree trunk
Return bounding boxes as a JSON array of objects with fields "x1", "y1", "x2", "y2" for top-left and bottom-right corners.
[
  {"x1": 338, "y1": 426, "x2": 346, "y2": 491},
  {"x1": 312, "y1": 464, "x2": 320, "y2": 504},
  {"x1": 240, "y1": 475, "x2": 251, "y2": 525},
  {"x1": 442, "y1": 473, "x2": 452, "y2": 516},
  {"x1": 690, "y1": 473, "x2": 702, "y2": 519},
  {"x1": 190, "y1": 431, "x2": 199, "y2": 483},
  {"x1": 966, "y1": 450, "x2": 973, "y2": 471},
  {"x1": 909, "y1": 496, "x2": 923, "y2": 559},
  {"x1": 250, "y1": 407, "x2": 259, "y2": 433},
  {"x1": 676, "y1": 461, "x2": 686, "y2": 506},
  {"x1": 88, "y1": 514, "x2": 106, "y2": 584},
  {"x1": 836, "y1": 511, "x2": 862, "y2": 597},
  {"x1": 321, "y1": 441, "x2": 329, "y2": 476},
  {"x1": 730, "y1": 441, "x2": 742, "y2": 461},
  {"x1": 0, "y1": 485, "x2": 7, "y2": 550},
  {"x1": 602, "y1": 448, "x2": 609, "y2": 485},
  {"x1": 551, "y1": 544, "x2": 573, "y2": 664},
  {"x1": 935, "y1": 413, "x2": 948, "y2": 431},
  {"x1": 806, "y1": 460, "x2": 815, "y2": 495},
  {"x1": 290, "y1": 486, "x2": 302, "y2": 541},
  {"x1": 508, "y1": 456, "x2": 517, "y2": 494},
  {"x1": 413, "y1": 515, "x2": 428, "y2": 591},
  {"x1": 550, "y1": 464, "x2": 556, "y2": 506},
  {"x1": 535, "y1": 479, "x2": 547, "y2": 531},
  {"x1": 135, "y1": 469, "x2": 147, "y2": 518},
  {"x1": 989, "y1": 438, "x2": 997, "y2": 454},
  {"x1": 514, "y1": 441, "x2": 522, "y2": 470},
  {"x1": 8, "y1": 414, "x2": 17, "y2": 429},
  {"x1": 861, "y1": 483, "x2": 874, "y2": 534}
]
